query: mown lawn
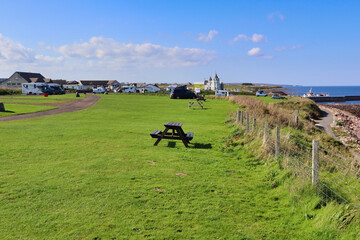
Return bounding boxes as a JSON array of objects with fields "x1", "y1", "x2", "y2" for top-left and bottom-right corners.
[
  {"x1": 0, "y1": 95, "x2": 356, "y2": 239},
  {"x1": 0, "y1": 104, "x2": 56, "y2": 117}
]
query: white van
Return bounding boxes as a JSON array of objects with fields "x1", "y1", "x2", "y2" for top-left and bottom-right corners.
[
  {"x1": 22, "y1": 83, "x2": 53, "y2": 95},
  {"x1": 215, "y1": 90, "x2": 232, "y2": 96},
  {"x1": 119, "y1": 86, "x2": 136, "y2": 93}
]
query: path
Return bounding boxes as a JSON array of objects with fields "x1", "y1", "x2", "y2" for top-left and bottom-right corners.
[
  {"x1": 0, "y1": 95, "x2": 100, "y2": 121},
  {"x1": 315, "y1": 105, "x2": 336, "y2": 138}
]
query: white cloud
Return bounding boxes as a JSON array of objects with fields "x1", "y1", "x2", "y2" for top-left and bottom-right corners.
[
  {"x1": 268, "y1": 12, "x2": 285, "y2": 22},
  {"x1": 197, "y1": 30, "x2": 219, "y2": 42},
  {"x1": 248, "y1": 47, "x2": 263, "y2": 56},
  {"x1": 275, "y1": 45, "x2": 303, "y2": 51},
  {"x1": 247, "y1": 47, "x2": 272, "y2": 60},
  {"x1": 251, "y1": 34, "x2": 267, "y2": 43},
  {"x1": 56, "y1": 36, "x2": 215, "y2": 68},
  {"x1": 230, "y1": 33, "x2": 267, "y2": 44},
  {"x1": 0, "y1": 34, "x2": 34, "y2": 62}
]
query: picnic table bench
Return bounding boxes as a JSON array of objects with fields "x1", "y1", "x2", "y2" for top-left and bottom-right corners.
[
  {"x1": 188, "y1": 99, "x2": 204, "y2": 109},
  {"x1": 150, "y1": 122, "x2": 194, "y2": 148}
]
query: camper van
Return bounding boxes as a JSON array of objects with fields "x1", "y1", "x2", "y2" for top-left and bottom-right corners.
[
  {"x1": 48, "y1": 84, "x2": 65, "y2": 94},
  {"x1": 22, "y1": 83, "x2": 54, "y2": 95},
  {"x1": 215, "y1": 90, "x2": 232, "y2": 97},
  {"x1": 119, "y1": 86, "x2": 136, "y2": 93}
]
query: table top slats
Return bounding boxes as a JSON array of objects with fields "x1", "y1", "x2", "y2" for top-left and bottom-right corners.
[{"x1": 164, "y1": 122, "x2": 182, "y2": 127}]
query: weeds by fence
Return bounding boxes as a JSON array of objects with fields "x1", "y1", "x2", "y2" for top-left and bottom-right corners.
[{"x1": 235, "y1": 110, "x2": 360, "y2": 210}]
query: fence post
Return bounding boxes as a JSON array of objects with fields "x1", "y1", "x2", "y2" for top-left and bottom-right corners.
[
  {"x1": 275, "y1": 126, "x2": 280, "y2": 157},
  {"x1": 246, "y1": 112, "x2": 250, "y2": 133},
  {"x1": 263, "y1": 122, "x2": 269, "y2": 146},
  {"x1": 295, "y1": 115, "x2": 299, "y2": 126},
  {"x1": 312, "y1": 140, "x2": 319, "y2": 185},
  {"x1": 253, "y1": 118, "x2": 256, "y2": 132},
  {"x1": 236, "y1": 110, "x2": 241, "y2": 123},
  {"x1": 241, "y1": 111, "x2": 244, "y2": 125}
]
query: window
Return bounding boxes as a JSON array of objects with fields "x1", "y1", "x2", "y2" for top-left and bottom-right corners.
[
  {"x1": 17, "y1": 83, "x2": 21, "y2": 85},
  {"x1": 12, "y1": 83, "x2": 16, "y2": 85}
]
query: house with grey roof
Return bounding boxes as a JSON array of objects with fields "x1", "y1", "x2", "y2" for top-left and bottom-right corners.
[{"x1": 0, "y1": 72, "x2": 46, "y2": 89}]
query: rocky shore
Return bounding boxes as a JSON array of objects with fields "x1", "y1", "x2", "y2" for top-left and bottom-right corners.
[{"x1": 322, "y1": 104, "x2": 360, "y2": 146}]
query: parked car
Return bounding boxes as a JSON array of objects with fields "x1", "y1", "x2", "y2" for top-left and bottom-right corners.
[
  {"x1": 256, "y1": 90, "x2": 267, "y2": 97},
  {"x1": 170, "y1": 85, "x2": 196, "y2": 99},
  {"x1": 271, "y1": 94, "x2": 285, "y2": 99},
  {"x1": 215, "y1": 90, "x2": 232, "y2": 96},
  {"x1": 93, "y1": 87, "x2": 107, "y2": 94}
]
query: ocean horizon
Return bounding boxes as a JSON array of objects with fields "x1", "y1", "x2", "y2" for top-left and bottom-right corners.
[{"x1": 283, "y1": 86, "x2": 360, "y2": 104}]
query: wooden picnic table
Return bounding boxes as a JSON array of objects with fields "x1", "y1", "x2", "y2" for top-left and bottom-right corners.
[
  {"x1": 150, "y1": 122, "x2": 194, "y2": 148},
  {"x1": 188, "y1": 99, "x2": 204, "y2": 109}
]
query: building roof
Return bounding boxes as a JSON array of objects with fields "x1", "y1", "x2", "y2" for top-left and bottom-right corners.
[
  {"x1": 0, "y1": 78, "x2": 8, "y2": 84},
  {"x1": 107, "y1": 80, "x2": 119, "y2": 85},
  {"x1": 66, "y1": 80, "x2": 79, "y2": 85},
  {"x1": 14, "y1": 71, "x2": 45, "y2": 83},
  {"x1": 79, "y1": 80, "x2": 109, "y2": 86},
  {"x1": 51, "y1": 79, "x2": 67, "y2": 85}
]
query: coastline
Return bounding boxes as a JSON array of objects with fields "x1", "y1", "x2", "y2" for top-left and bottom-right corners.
[{"x1": 320, "y1": 104, "x2": 360, "y2": 148}]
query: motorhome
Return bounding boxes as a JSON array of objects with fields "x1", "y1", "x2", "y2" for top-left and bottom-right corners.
[
  {"x1": 119, "y1": 86, "x2": 136, "y2": 93},
  {"x1": 22, "y1": 83, "x2": 54, "y2": 95},
  {"x1": 48, "y1": 84, "x2": 65, "y2": 94}
]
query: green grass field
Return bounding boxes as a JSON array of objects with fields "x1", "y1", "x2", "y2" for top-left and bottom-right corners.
[
  {"x1": 0, "y1": 95, "x2": 358, "y2": 239},
  {"x1": 0, "y1": 104, "x2": 56, "y2": 117}
]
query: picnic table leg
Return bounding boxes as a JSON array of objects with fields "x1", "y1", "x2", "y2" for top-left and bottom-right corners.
[
  {"x1": 154, "y1": 127, "x2": 169, "y2": 146},
  {"x1": 176, "y1": 128, "x2": 189, "y2": 148}
]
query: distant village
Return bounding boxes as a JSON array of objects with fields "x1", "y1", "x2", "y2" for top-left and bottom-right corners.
[{"x1": 0, "y1": 71, "x2": 226, "y2": 93}]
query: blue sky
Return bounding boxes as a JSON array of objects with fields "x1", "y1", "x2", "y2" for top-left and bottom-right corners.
[{"x1": 0, "y1": 0, "x2": 359, "y2": 85}]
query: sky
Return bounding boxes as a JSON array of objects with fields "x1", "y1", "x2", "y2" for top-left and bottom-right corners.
[{"x1": 0, "y1": 0, "x2": 359, "y2": 85}]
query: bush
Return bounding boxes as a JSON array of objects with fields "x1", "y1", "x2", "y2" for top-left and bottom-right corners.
[{"x1": 0, "y1": 88, "x2": 22, "y2": 95}]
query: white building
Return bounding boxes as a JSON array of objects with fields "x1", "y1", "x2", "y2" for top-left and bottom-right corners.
[{"x1": 203, "y1": 73, "x2": 223, "y2": 91}]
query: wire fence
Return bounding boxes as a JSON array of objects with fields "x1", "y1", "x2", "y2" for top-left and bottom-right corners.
[{"x1": 235, "y1": 110, "x2": 360, "y2": 210}]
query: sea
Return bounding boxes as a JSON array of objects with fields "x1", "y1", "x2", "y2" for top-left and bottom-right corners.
[{"x1": 283, "y1": 86, "x2": 360, "y2": 104}]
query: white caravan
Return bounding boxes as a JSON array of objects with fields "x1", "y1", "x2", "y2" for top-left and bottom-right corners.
[
  {"x1": 119, "y1": 86, "x2": 136, "y2": 93},
  {"x1": 215, "y1": 90, "x2": 232, "y2": 97},
  {"x1": 22, "y1": 83, "x2": 53, "y2": 95}
]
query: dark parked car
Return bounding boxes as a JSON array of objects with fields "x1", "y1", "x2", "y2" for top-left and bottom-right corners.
[
  {"x1": 271, "y1": 94, "x2": 285, "y2": 99},
  {"x1": 170, "y1": 85, "x2": 197, "y2": 99}
]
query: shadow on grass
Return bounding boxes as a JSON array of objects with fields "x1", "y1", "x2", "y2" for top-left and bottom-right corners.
[
  {"x1": 2, "y1": 110, "x2": 15, "y2": 113},
  {"x1": 315, "y1": 180, "x2": 349, "y2": 208},
  {"x1": 167, "y1": 141, "x2": 177, "y2": 148},
  {"x1": 192, "y1": 142, "x2": 212, "y2": 149},
  {"x1": 190, "y1": 107, "x2": 210, "y2": 110}
]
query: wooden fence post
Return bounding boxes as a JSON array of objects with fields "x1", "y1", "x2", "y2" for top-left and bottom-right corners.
[
  {"x1": 263, "y1": 122, "x2": 268, "y2": 146},
  {"x1": 236, "y1": 110, "x2": 241, "y2": 123},
  {"x1": 246, "y1": 112, "x2": 250, "y2": 133},
  {"x1": 241, "y1": 111, "x2": 244, "y2": 125},
  {"x1": 253, "y1": 118, "x2": 256, "y2": 132},
  {"x1": 312, "y1": 140, "x2": 319, "y2": 185},
  {"x1": 295, "y1": 115, "x2": 299, "y2": 126},
  {"x1": 275, "y1": 126, "x2": 280, "y2": 157}
]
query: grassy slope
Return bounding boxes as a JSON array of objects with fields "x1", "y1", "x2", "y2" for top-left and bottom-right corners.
[{"x1": 0, "y1": 95, "x2": 358, "y2": 239}]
